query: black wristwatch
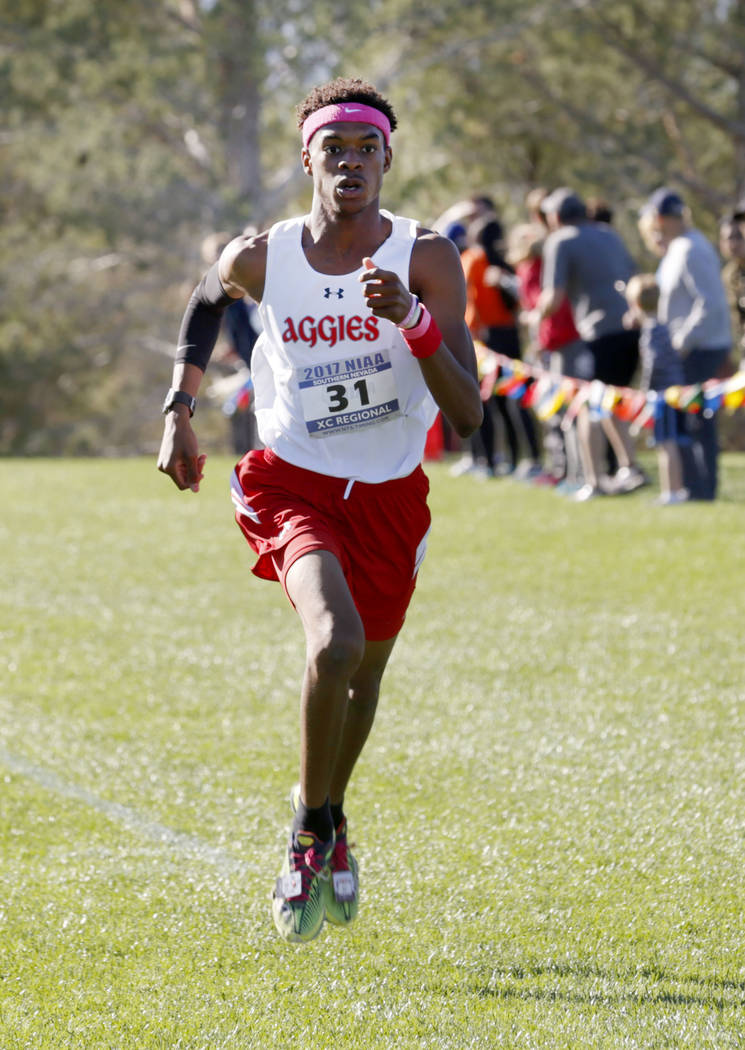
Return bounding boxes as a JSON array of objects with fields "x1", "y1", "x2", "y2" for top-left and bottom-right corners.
[{"x1": 162, "y1": 389, "x2": 197, "y2": 417}]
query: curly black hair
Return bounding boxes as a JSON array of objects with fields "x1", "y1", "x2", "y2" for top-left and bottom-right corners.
[{"x1": 296, "y1": 77, "x2": 397, "y2": 132}]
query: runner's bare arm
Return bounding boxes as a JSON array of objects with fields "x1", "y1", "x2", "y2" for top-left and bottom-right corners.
[
  {"x1": 360, "y1": 233, "x2": 482, "y2": 437},
  {"x1": 219, "y1": 231, "x2": 269, "y2": 303},
  {"x1": 156, "y1": 233, "x2": 268, "y2": 491}
]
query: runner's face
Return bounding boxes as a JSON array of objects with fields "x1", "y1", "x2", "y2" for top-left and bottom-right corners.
[{"x1": 303, "y1": 122, "x2": 391, "y2": 211}]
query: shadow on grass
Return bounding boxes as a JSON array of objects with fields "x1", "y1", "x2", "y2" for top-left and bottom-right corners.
[{"x1": 473, "y1": 960, "x2": 745, "y2": 1009}]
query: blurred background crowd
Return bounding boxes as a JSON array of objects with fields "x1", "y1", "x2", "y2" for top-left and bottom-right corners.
[{"x1": 421, "y1": 184, "x2": 745, "y2": 502}]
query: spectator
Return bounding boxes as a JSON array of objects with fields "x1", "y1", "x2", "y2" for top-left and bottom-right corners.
[
  {"x1": 438, "y1": 197, "x2": 499, "y2": 470},
  {"x1": 507, "y1": 220, "x2": 590, "y2": 489},
  {"x1": 586, "y1": 195, "x2": 620, "y2": 478},
  {"x1": 462, "y1": 214, "x2": 542, "y2": 477},
  {"x1": 443, "y1": 220, "x2": 469, "y2": 255},
  {"x1": 625, "y1": 274, "x2": 688, "y2": 504},
  {"x1": 433, "y1": 194, "x2": 497, "y2": 240},
  {"x1": 719, "y1": 207, "x2": 745, "y2": 370},
  {"x1": 538, "y1": 187, "x2": 646, "y2": 500},
  {"x1": 643, "y1": 187, "x2": 732, "y2": 500},
  {"x1": 525, "y1": 186, "x2": 549, "y2": 227},
  {"x1": 436, "y1": 219, "x2": 471, "y2": 457},
  {"x1": 519, "y1": 192, "x2": 594, "y2": 383},
  {"x1": 638, "y1": 208, "x2": 666, "y2": 260}
]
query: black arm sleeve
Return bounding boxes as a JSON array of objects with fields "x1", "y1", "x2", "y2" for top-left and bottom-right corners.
[{"x1": 174, "y1": 262, "x2": 239, "y2": 372}]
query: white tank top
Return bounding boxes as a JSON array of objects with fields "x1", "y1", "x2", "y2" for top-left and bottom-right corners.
[{"x1": 251, "y1": 211, "x2": 438, "y2": 483}]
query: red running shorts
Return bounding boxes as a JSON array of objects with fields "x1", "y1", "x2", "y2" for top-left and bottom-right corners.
[{"x1": 231, "y1": 448, "x2": 431, "y2": 641}]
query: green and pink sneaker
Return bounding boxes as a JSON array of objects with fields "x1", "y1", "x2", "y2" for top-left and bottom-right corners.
[
  {"x1": 288, "y1": 784, "x2": 359, "y2": 928},
  {"x1": 272, "y1": 829, "x2": 333, "y2": 943},
  {"x1": 323, "y1": 816, "x2": 359, "y2": 926}
]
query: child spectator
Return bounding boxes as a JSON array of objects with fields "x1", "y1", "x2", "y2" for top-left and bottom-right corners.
[{"x1": 625, "y1": 274, "x2": 689, "y2": 505}]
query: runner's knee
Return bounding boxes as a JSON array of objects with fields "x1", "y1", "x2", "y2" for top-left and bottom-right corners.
[{"x1": 308, "y1": 621, "x2": 365, "y2": 680}]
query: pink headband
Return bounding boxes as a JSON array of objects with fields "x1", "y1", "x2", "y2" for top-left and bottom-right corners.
[{"x1": 302, "y1": 103, "x2": 391, "y2": 149}]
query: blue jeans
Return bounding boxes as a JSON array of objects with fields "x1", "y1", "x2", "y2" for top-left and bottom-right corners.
[{"x1": 680, "y1": 348, "x2": 730, "y2": 500}]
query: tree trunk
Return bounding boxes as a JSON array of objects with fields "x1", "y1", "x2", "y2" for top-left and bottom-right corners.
[{"x1": 210, "y1": 0, "x2": 264, "y2": 222}]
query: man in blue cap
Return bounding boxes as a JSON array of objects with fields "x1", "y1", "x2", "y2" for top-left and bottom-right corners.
[{"x1": 644, "y1": 187, "x2": 732, "y2": 500}]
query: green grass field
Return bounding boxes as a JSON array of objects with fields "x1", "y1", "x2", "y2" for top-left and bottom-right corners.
[{"x1": 2, "y1": 454, "x2": 745, "y2": 1049}]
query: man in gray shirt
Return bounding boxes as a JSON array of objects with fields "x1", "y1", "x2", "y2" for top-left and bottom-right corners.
[
  {"x1": 645, "y1": 187, "x2": 731, "y2": 500},
  {"x1": 539, "y1": 188, "x2": 644, "y2": 500}
]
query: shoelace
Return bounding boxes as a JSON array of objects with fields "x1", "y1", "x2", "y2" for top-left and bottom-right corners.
[
  {"x1": 288, "y1": 841, "x2": 330, "y2": 901},
  {"x1": 329, "y1": 822, "x2": 355, "y2": 872}
]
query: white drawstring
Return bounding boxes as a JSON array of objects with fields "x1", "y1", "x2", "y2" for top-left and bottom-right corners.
[{"x1": 343, "y1": 479, "x2": 355, "y2": 500}]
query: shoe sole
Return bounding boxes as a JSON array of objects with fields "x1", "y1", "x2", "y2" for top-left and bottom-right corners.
[{"x1": 272, "y1": 894, "x2": 326, "y2": 943}]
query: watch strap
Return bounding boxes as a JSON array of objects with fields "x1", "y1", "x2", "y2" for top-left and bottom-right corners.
[{"x1": 162, "y1": 389, "x2": 196, "y2": 416}]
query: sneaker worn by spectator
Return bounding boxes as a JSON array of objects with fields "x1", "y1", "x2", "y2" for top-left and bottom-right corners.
[
  {"x1": 448, "y1": 454, "x2": 477, "y2": 477},
  {"x1": 556, "y1": 478, "x2": 583, "y2": 496},
  {"x1": 613, "y1": 465, "x2": 650, "y2": 494},
  {"x1": 513, "y1": 460, "x2": 545, "y2": 482},
  {"x1": 652, "y1": 487, "x2": 689, "y2": 505},
  {"x1": 572, "y1": 483, "x2": 603, "y2": 502}
]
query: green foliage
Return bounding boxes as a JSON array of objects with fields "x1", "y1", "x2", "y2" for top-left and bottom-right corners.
[
  {"x1": 1, "y1": 0, "x2": 216, "y2": 453},
  {"x1": 2, "y1": 456, "x2": 745, "y2": 1047}
]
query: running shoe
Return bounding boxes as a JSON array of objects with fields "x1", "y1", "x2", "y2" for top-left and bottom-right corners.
[
  {"x1": 613, "y1": 465, "x2": 651, "y2": 494},
  {"x1": 323, "y1": 816, "x2": 359, "y2": 926},
  {"x1": 572, "y1": 483, "x2": 602, "y2": 502},
  {"x1": 272, "y1": 829, "x2": 333, "y2": 943},
  {"x1": 652, "y1": 488, "x2": 690, "y2": 505},
  {"x1": 289, "y1": 784, "x2": 359, "y2": 927}
]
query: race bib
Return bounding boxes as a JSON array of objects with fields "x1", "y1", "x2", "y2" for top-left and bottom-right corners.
[{"x1": 297, "y1": 349, "x2": 401, "y2": 437}]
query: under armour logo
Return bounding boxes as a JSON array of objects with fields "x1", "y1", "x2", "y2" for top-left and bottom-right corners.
[{"x1": 324, "y1": 288, "x2": 344, "y2": 299}]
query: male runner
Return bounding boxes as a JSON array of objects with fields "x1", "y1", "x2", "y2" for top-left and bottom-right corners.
[{"x1": 157, "y1": 77, "x2": 482, "y2": 942}]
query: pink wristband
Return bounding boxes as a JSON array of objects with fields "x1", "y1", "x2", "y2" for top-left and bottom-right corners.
[{"x1": 401, "y1": 304, "x2": 442, "y2": 359}]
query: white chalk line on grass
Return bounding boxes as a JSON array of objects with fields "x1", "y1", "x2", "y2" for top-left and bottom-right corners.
[{"x1": 0, "y1": 746, "x2": 256, "y2": 877}]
